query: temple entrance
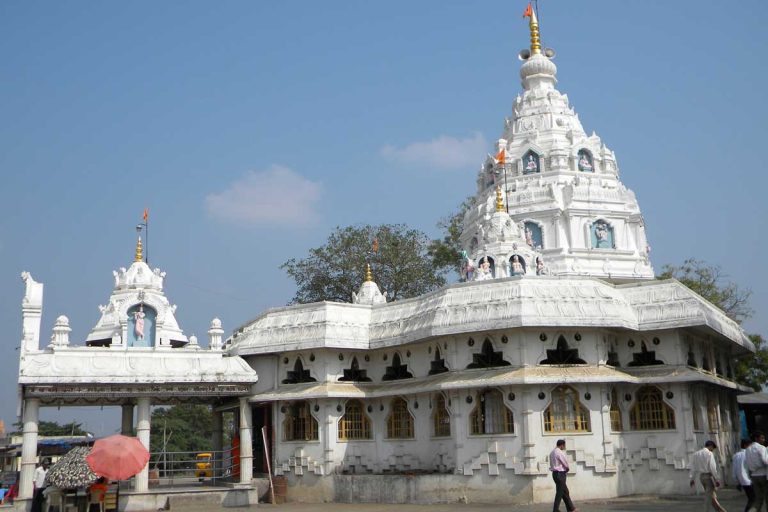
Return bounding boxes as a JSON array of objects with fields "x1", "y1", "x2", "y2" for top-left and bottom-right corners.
[{"x1": 251, "y1": 404, "x2": 273, "y2": 475}]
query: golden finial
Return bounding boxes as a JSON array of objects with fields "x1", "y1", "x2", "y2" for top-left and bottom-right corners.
[
  {"x1": 365, "y1": 263, "x2": 373, "y2": 282},
  {"x1": 495, "y1": 185, "x2": 504, "y2": 212},
  {"x1": 529, "y1": 5, "x2": 541, "y2": 55},
  {"x1": 135, "y1": 236, "x2": 143, "y2": 262}
]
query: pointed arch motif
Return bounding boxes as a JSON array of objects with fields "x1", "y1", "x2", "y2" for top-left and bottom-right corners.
[
  {"x1": 610, "y1": 388, "x2": 622, "y2": 431},
  {"x1": 543, "y1": 385, "x2": 591, "y2": 433},
  {"x1": 467, "y1": 339, "x2": 510, "y2": 369},
  {"x1": 469, "y1": 389, "x2": 514, "y2": 435},
  {"x1": 382, "y1": 353, "x2": 413, "y2": 381},
  {"x1": 338, "y1": 399, "x2": 372, "y2": 440},
  {"x1": 338, "y1": 356, "x2": 372, "y2": 382},
  {"x1": 282, "y1": 357, "x2": 317, "y2": 384},
  {"x1": 282, "y1": 401, "x2": 319, "y2": 441},
  {"x1": 540, "y1": 335, "x2": 586, "y2": 365},
  {"x1": 386, "y1": 397, "x2": 415, "y2": 439},
  {"x1": 629, "y1": 386, "x2": 675, "y2": 430}
]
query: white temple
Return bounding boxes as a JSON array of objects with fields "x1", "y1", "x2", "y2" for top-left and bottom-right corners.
[
  {"x1": 14, "y1": 7, "x2": 754, "y2": 508},
  {"x1": 225, "y1": 9, "x2": 753, "y2": 505}
]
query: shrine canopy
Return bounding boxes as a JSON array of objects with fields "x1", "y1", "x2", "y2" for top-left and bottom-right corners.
[{"x1": 17, "y1": 239, "x2": 258, "y2": 407}]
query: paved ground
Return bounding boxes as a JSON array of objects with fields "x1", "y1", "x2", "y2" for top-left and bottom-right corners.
[{"x1": 187, "y1": 488, "x2": 747, "y2": 511}]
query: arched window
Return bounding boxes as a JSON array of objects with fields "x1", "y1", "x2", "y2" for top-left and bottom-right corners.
[
  {"x1": 577, "y1": 149, "x2": 594, "y2": 172},
  {"x1": 382, "y1": 353, "x2": 413, "y2": 381},
  {"x1": 707, "y1": 397, "x2": 719, "y2": 432},
  {"x1": 467, "y1": 339, "x2": 510, "y2": 369},
  {"x1": 432, "y1": 394, "x2": 451, "y2": 437},
  {"x1": 590, "y1": 219, "x2": 614, "y2": 249},
  {"x1": 282, "y1": 358, "x2": 317, "y2": 384},
  {"x1": 610, "y1": 388, "x2": 622, "y2": 431},
  {"x1": 544, "y1": 386, "x2": 591, "y2": 433},
  {"x1": 338, "y1": 357, "x2": 372, "y2": 382},
  {"x1": 629, "y1": 386, "x2": 676, "y2": 430},
  {"x1": 522, "y1": 149, "x2": 541, "y2": 175},
  {"x1": 282, "y1": 401, "x2": 319, "y2": 441},
  {"x1": 429, "y1": 346, "x2": 449, "y2": 375},
  {"x1": 386, "y1": 398, "x2": 414, "y2": 439},
  {"x1": 469, "y1": 389, "x2": 514, "y2": 435},
  {"x1": 338, "y1": 399, "x2": 372, "y2": 440}
]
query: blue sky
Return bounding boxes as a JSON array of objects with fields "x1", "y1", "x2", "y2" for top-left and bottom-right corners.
[{"x1": 1, "y1": 0, "x2": 766, "y2": 435}]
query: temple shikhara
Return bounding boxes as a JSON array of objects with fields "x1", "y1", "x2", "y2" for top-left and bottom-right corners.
[{"x1": 14, "y1": 6, "x2": 753, "y2": 508}]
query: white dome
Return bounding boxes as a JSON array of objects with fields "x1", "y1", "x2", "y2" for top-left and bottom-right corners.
[{"x1": 520, "y1": 53, "x2": 557, "y2": 87}]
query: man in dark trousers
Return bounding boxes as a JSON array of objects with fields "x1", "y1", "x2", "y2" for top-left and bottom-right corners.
[{"x1": 549, "y1": 439, "x2": 578, "y2": 512}]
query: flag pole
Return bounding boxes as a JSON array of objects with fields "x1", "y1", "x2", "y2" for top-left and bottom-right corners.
[{"x1": 504, "y1": 163, "x2": 509, "y2": 214}]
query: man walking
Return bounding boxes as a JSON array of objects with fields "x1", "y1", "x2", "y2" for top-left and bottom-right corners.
[
  {"x1": 746, "y1": 431, "x2": 768, "y2": 512},
  {"x1": 689, "y1": 440, "x2": 727, "y2": 512},
  {"x1": 31, "y1": 458, "x2": 50, "y2": 512},
  {"x1": 733, "y1": 438, "x2": 754, "y2": 512},
  {"x1": 549, "y1": 439, "x2": 578, "y2": 512}
]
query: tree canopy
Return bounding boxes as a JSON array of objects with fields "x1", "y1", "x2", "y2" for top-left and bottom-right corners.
[
  {"x1": 659, "y1": 258, "x2": 766, "y2": 390},
  {"x1": 428, "y1": 196, "x2": 475, "y2": 277},
  {"x1": 150, "y1": 405, "x2": 213, "y2": 455},
  {"x1": 12, "y1": 420, "x2": 89, "y2": 436},
  {"x1": 281, "y1": 224, "x2": 448, "y2": 304}
]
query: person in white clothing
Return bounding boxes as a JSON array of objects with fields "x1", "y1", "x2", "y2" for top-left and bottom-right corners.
[
  {"x1": 31, "y1": 458, "x2": 50, "y2": 512},
  {"x1": 746, "y1": 431, "x2": 768, "y2": 512},
  {"x1": 733, "y1": 438, "x2": 754, "y2": 512},
  {"x1": 689, "y1": 440, "x2": 727, "y2": 512}
]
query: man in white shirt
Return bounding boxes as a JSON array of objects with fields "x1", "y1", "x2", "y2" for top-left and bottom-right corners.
[
  {"x1": 31, "y1": 458, "x2": 50, "y2": 512},
  {"x1": 746, "y1": 431, "x2": 768, "y2": 512},
  {"x1": 689, "y1": 440, "x2": 727, "y2": 512},
  {"x1": 734, "y1": 438, "x2": 754, "y2": 512}
]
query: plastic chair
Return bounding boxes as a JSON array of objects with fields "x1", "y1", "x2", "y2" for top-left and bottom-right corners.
[{"x1": 44, "y1": 488, "x2": 62, "y2": 512}]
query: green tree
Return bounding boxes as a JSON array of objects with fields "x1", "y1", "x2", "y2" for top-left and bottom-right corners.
[
  {"x1": 428, "y1": 196, "x2": 475, "y2": 276},
  {"x1": 659, "y1": 258, "x2": 766, "y2": 390},
  {"x1": 12, "y1": 420, "x2": 88, "y2": 436},
  {"x1": 281, "y1": 224, "x2": 447, "y2": 304},
  {"x1": 150, "y1": 405, "x2": 213, "y2": 455}
]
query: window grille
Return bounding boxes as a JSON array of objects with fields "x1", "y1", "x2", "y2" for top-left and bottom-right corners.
[
  {"x1": 282, "y1": 401, "x2": 319, "y2": 441},
  {"x1": 386, "y1": 398, "x2": 414, "y2": 439},
  {"x1": 338, "y1": 399, "x2": 372, "y2": 440},
  {"x1": 543, "y1": 386, "x2": 591, "y2": 433},
  {"x1": 432, "y1": 394, "x2": 451, "y2": 437},
  {"x1": 469, "y1": 389, "x2": 514, "y2": 435},
  {"x1": 629, "y1": 386, "x2": 676, "y2": 430}
]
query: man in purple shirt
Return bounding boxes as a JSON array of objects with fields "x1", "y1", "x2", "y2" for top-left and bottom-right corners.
[{"x1": 549, "y1": 439, "x2": 578, "y2": 512}]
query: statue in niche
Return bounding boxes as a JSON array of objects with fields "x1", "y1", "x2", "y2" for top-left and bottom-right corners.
[
  {"x1": 578, "y1": 150, "x2": 594, "y2": 172},
  {"x1": 474, "y1": 257, "x2": 493, "y2": 281},
  {"x1": 535, "y1": 256, "x2": 549, "y2": 276},
  {"x1": 627, "y1": 340, "x2": 664, "y2": 367},
  {"x1": 510, "y1": 255, "x2": 525, "y2": 276},
  {"x1": 540, "y1": 335, "x2": 586, "y2": 365},
  {"x1": 594, "y1": 221, "x2": 612, "y2": 249},
  {"x1": 133, "y1": 304, "x2": 146, "y2": 340},
  {"x1": 525, "y1": 226, "x2": 534, "y2": 247},
  {"x1": 460, "y1": 250, "x2": 475, "y2": 282},
  {"x1": 524, "y1": 154, "x2": 538, "y2": 174}
]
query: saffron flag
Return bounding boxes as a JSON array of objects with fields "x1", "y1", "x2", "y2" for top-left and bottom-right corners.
[
  {"x1": 523, "y1": 2, "x2": 532, "y2": 18},
  {"x1": 143, "y1": 208, "x2": 148, "y2": 222},
  {"x1": 372, "y1": 238, "x2": 379, "y2": 254},
  {"x1": 495, "y1": 149, "x2": 506, "y2": 164}
]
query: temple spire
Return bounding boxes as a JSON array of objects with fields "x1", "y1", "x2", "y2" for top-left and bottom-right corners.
[
  {"x1": 528, "y1": 4, "x2": 542, "y2": 55},
  {"x1": 135, "y1": 236, "x2": 143, "y2": 262},
  {"x1": 365, "y1": 263, "x2": 373, "y2": 282}
]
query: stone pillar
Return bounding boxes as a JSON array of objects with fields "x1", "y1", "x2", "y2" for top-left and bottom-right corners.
[
  {"x1": 520, "y1": 390, "x2": 539, "y2": 474},
  {"x1": 121, "y1": 404, "x2": 134, "y2": 435},
  {"x1": 212, "y1": 411, "x2": 223, "y2": 479},
  {"x1": 239, "y1": 398, "x2": 253, "y2": 484},
  {"x1": 134, "y1": 398, "x2": 151, "y2": 492},
  {"x1": 19, "y1": 398, "x2": 40, "y2": 500}
]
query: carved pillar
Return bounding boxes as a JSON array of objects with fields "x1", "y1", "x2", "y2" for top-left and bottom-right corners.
[
  {"x1": 599, "y1": 385, "x2": 616, "y2": 471},
  {"x1": 121, "y1": 404, "x2": 134, "y2": 435},
  {"x1": 134, "y1": 398, "x2": 151, "y2": 492},
  {"x1": 212, "y1": 410, "x2": 223, "y2": 479},
  {"x1": 239, "y1": 397, "x2": 254, "y2": 484},
  {"x1": 19, "y1": 398, "x2": 40, "y2": 500}
]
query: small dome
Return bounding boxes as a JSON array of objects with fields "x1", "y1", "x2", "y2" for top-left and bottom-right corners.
[
  {"x1": 520, "y1": 53, "x2": 557, "y2": 81},
  {"x1": 210, "y1": 318, "x2": 222, "y2": 329},
  {"x1": 55, "y1": 315, "x2": 69, "y2": 325}
]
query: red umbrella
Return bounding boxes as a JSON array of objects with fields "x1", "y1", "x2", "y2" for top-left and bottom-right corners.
[{"x1": 86, "y1": 435, "x2": 150, "y2": 481}]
